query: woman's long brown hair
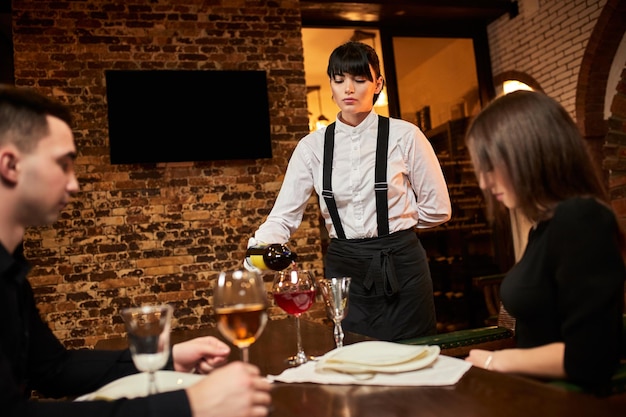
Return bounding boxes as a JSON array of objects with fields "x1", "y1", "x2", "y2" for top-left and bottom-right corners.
[{"x1": 465, "y1": 90, "x2": 625, "y2": 254}]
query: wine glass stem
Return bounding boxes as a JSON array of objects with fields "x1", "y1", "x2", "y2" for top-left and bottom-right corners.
[
  {"x1": 334, "y1": 321, "x2": 344, "y2": 348},
  {"x1": 148, "y1": 371, "x2": 158, "y2": 395},
  {"x1": 242, "y1": 346, "x2": 250, "y2": 363},
  {"x1": 295, "y1": 315, "x2": 307, "y2": 363}
]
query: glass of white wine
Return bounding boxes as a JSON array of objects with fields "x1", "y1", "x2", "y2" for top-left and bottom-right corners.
[
  {"x1": 121, "y1": 304, "x2": 173, "y2": 395},
  {"x1": 213, "y1": 269, "x2": 268, "y2": 363}
]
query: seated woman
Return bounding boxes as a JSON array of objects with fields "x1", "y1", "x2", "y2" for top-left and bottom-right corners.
[{"x1": 463, "y1": 90, "x2": 625, "y2": 395}]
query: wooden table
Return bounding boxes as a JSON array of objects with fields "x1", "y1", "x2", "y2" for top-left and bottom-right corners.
[{"x1": 96, "y1": 318, "x2": 626, "y2": 416}]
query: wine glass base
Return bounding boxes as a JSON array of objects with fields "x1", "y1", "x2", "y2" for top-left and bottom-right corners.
[{"x1": 285, "y1": 354, "x2": 316, "y2": 366}]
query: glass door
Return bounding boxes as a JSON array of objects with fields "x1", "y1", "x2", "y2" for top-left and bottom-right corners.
[{"x1": 390, "y1": 37, "x2": 480, "y2": 130}]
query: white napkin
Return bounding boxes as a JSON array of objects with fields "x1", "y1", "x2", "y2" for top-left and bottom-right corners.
[{"x1": 268, "y1": 341, "x2": 472, "y2": 386}]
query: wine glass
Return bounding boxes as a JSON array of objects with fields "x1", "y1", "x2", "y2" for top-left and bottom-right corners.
[
  {"x1": 317, "y1": 277, "x2": 351, "y2": 348},
  {"x1": 121, "y1": 304, "x2": 173, "y2": 395},
  {"x1": 272, "y1": 268, "x2": 316, "y2": 365},
  {"x1": 213, "y1": 269, "x2": 268, "y2": 363}
]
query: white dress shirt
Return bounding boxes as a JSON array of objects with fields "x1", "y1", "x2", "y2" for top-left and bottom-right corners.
[{"x1": 255, "y1": 110, "x2": 451, "y2": 242}]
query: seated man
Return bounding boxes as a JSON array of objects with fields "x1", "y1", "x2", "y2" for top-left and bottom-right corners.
[{"x1": 0, "y1": 84, "x2": 271, "y2": 417}]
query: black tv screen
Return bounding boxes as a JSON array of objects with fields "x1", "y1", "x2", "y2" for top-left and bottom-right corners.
[{"x1": 105, "y1": 70, "x2": 273, "y2": 164}]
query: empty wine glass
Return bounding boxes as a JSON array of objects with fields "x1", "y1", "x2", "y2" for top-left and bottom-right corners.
[
  {"x1": 121, "y1": 304, "x2": 173, "y2": 395},
  {"x1": 317, "y1": 277, "x2": 351, "y2": 348},
  {"x1": 272, "y1": 267, "x2": 316, "y2": 365},
  {"x1": 213, "y1": 269, "x2": 268, "y2": 363}
]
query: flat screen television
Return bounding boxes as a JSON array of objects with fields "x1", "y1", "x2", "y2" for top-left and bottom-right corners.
[{"x1": 105, "y1": 69, "x2": 273, "y2": 164}]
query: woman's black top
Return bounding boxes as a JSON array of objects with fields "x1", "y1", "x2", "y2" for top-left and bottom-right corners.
[{"x1": 502, "y1": 197, "x2": 625, "y2": 390}]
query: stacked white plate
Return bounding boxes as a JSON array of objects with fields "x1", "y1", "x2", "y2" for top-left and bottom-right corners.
[{"x1": 315, "y1": 341, "x2": 440, "y2": 377}]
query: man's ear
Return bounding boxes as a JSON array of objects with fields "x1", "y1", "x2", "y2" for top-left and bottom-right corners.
[{"x1": 0, "y1": 147, "x2": 20, "y2": 185}]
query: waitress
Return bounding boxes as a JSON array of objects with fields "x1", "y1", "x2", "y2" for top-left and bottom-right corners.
[{"x1": 248, "y1": 41, "x2": 451, "y2": 341}]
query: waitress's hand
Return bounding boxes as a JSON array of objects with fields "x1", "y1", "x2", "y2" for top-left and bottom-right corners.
[
  {"x1": 173, "y1": 336, "x2": 231, "y2": 374},
  {"x1": 243, "y1": 237, "x2": 265, "y2": 273}
]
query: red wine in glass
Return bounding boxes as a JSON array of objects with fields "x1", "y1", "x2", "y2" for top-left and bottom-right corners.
[
  {"x1": 272, "y1": 269, "x2": 316, "y2": 365},
  {"x1": 273, "y1": 289, "x2": 316, "y2": 315}
]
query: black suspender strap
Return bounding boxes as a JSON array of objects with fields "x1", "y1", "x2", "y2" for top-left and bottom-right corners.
[
  {"x1": 323, "y1": 122, "x2": 347, "y2": 239},
  {"x1": 322, "y1": 116, "x2": 390, "y2": 239},
  {"x1": 375, "y1": 115, "x2": 390, "y2": 236}
]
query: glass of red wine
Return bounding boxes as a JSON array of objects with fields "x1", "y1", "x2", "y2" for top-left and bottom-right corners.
[{"x1": 272, "y1": 267, "x2": 316, "y2": 365}]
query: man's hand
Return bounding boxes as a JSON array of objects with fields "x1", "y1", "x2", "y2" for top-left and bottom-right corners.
[
  {"x1": 172, "y1": 336, "x2": 231, "y2": 374},
  {"x1": 186, "y1": 362, "x2": 272, "y2": 417}
]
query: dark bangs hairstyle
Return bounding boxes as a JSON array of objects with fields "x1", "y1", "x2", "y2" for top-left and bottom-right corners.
[
  {"x1": 326, "y1": 41, "x2": 384, "y2": 105},
  {"x1": 465, "y1": 90, "x2": 608, "y2": 225}
]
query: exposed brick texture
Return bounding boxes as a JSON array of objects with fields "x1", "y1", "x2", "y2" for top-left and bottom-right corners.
[
  {"x1": 487, "y1": 0, "x2": 626, "y2": 232},
  {"x1": 607, "y1": 66, "x2": 626, "y2": 231},
  {"x1": 488, "y1": 0, "x2": 607, "y2": 117},
  {"x1": 11, "y1": 0, "x2": 626, "y2": 350},
  {"x1": 12, "y1": 0, "x2": 326, "y2": 349}
]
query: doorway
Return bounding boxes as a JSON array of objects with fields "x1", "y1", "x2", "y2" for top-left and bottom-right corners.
[{"x1": 302, "y1": 28, "x2": 513, "y2": 332}]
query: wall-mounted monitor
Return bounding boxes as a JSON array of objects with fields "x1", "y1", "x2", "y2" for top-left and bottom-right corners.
[{"x1": 105, "y1": 69, "x2": 273, "y2": 164}]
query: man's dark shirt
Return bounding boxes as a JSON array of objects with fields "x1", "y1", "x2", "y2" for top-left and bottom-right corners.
[{"x1": 0, "y1": 244, "x2": 191, "y2": 417}]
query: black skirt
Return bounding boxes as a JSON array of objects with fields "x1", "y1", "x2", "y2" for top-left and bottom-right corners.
[{"x1": 324, "y1": 229, "x2": 436, "y2": 341}]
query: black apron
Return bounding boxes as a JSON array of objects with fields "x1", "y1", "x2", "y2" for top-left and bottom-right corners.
[{"x1": 321, "y1": 117, "x2": 436, "y2": 341}]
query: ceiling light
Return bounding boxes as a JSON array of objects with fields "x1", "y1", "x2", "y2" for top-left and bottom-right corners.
[{"x1": 307, "y1": 85, "x2": 329, "y2": 131}]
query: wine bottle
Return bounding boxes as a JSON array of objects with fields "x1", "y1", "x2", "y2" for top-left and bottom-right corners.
[{"x1": 245, "y1": 243, "x2": 297, "y2": 271}]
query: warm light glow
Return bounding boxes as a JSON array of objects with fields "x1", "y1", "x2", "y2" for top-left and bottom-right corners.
[
  {"x1": 315, "y1": 116, "x2": 329, "y2": 130},
  {"x1": 503, "y1": 80, "x2": 533, "y2": 95},
  {"x1": 374, "y1": 88, "x2": 388, "y2": 107},
  {"x1": 307, "y1": 85, "x2": 330, "y2": 131}
]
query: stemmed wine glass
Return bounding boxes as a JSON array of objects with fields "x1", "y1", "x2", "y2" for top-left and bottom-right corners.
[
  {"x1": 272, "y1": 267, "x2": 316, "y2": 365},
  {"x1": 121, "y1": 304, "x2": 173, "y2": 395},
  {"x1": 317, "y1": 277, "x2": 351, "y2": 348},
  {"x1": 213, "y1": 269, "x2": 268, "y2": 363}
]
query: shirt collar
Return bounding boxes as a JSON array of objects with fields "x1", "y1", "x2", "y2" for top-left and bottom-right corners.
[
  {"x1": 334, "y1": 110, "x2": 379, "y2": 134},
  {"x1": 0, "y1": 242, "x2": 31, "y2": 285}
]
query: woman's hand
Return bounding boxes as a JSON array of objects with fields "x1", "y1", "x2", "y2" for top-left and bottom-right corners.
[
  {"x1": 465, "y1": 349, "x2": 496, "y2": 370},
  {"x1": 465, "y1": 343, "x2": 566, "y2": 379},
  {"x1": 172, "y1": 336, "x2": 231, "y2": 374}
]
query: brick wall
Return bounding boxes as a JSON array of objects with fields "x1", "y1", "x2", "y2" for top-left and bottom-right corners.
[
  {"x1": 487, "y1": 0, "x2": 626, "y2": 228},
  {"x1": 14, "y1": 0, "x2": 626, "y2": 349},
  {"x1": 13, "y1": 0, "x2": 326, "y2": 348},
  {"x1": 487, "y1": 0, "x2": 607, "y2": 115},
  {"x1": 606, "y1": 64, "x2": 626, "y2": 229}
]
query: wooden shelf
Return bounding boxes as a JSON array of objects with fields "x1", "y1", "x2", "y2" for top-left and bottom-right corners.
[{"x1": 421, "y1": 117, "x2": 509, "y2": 332}]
